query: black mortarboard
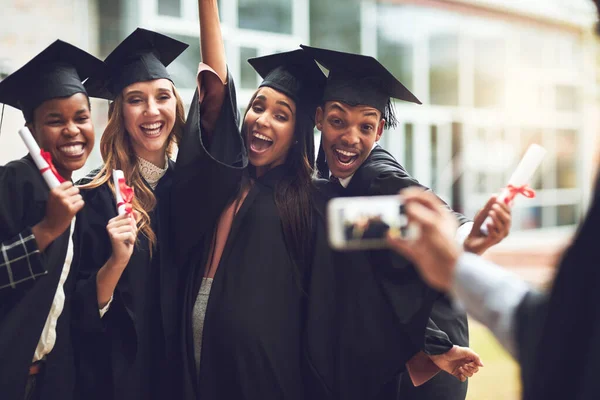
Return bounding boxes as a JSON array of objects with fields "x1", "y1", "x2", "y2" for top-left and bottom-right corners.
[
  {"x1": 300, "y1": 44, "x2": 421, "y2": 129},
  {"x1": 85, "y1": 28, "x2": 188, "y2": 100},
  {"x1": 0, "y1": 40, "x2": 105, "y2": 122},
  {"x1": 247, "y1": 49, "x2": 327, "y2": 121}
]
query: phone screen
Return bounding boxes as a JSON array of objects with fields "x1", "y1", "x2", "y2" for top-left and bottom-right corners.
[{"x1": 329, "y1": 195, "x2": 408, "y2": 250}]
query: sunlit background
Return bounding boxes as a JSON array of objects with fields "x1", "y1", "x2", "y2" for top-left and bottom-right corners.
[{"x1": 1, "y1": 1, "x2": 599, "y2": 398}]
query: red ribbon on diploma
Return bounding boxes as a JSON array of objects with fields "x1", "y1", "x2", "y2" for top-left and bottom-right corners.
[
  {"x1": 39, "y1": 150, "x2": 66, "y2": 183},
  {"x1": 117, "y1": 178, "x2": 134, "y2": 215},
  {"x1": 504, "y1": 184, "x2": 536, "y2": 205}
]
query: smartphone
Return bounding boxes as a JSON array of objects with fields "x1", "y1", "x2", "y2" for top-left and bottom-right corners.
[{"x1": 327, "y1": 195, "x2": 409, "y2": 250}]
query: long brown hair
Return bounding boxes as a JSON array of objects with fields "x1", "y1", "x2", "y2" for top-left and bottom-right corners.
[
  {"x1": 242, "y1": 91, "x2": 316, "y2": 282},
  {"x1": 82, "y1": 83, "x2": 185, "y2": 253}
]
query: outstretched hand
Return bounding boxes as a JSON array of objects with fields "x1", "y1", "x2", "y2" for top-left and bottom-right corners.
[
  {"x1": 429, "y1": 345, "x2": 484, "y2": 382},
  {"x1": 386, "y1": 188, "x2": 460, "y2": 291},
  {"x1": 463, "y1": 195, "x2": 512, "y2": 255}
]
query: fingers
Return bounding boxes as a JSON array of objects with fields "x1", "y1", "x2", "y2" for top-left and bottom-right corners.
[
  {"x1": 472, "y1": 195, "x2": 497, "y2": 229},
  {"x1": 386, "y1": 232, "x2": 418, "y2": 262},
  {"x1": 491, "y1": 203, "x2": 511, "y2": 233},
  {"x1": 402, "y1": 190, "x2": 447, "y2": 218},
  {"x1": 458, "y1": 362, "x2": 479, "y2": 377},
  {"x1": 56, "y1": 181, "x2": 74, "y2": 191},
  {"x1": 111, "y1": 232, "x2": 136, "y2": 245},
  {"x1": 72, "y1": 199, "x2": 85, "y2": 213},
  {"x1": 64, "y1": 185, "x2": 80, "y2": 197},
  {"x1": 404, "y1": 201, "x2": 440, "y2": 232},
  {"x1": 108, "y1": 213, "x2": 133, "y2": 227}
]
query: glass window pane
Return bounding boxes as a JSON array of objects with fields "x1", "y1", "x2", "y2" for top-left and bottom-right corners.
[
  {"x1": 430, "y1": 125, "x2": 438, "y2": 190},
  {"x1": 451, "y1": 122, "x2": 463, "y2": 213},
  {"x1": 556, "y1": 129, "x2": 578, "y2": 189},
  {"x1": 240, "y1": 47, "x2": 258, "y2": 90},
  {"x1": 474, "y1": 39, "x2": 504, "y2": 108},
  {"x1": 429, "y1": 34, "x2": 458, "y2": 106},
  {"x1": 519, "y1": 29, "x2": 544, "y2": 68},
  {"x1": 555, "y1": 85, "x2": 579, "y2": 112},
  {"x1": 404, "y1": 123, "x2": 414, "y2": 174},
  {"x1": 376, "y1": 5, "x2": 413, "y2": 91},
  {"x1": 162, "y1": 34, "x2": 200, "y2": 90},
  {"x1": 557, "y1": 204, "x2": 578, "y2": 226},
  {"x1": 158, "y1": 0, "x2": 181, "y2": 17},
  {"x1": 516, "y1": 206, "x2": 542, "y2": 230},
  {"x1": 239, "y1": 0, "x2": 292, "y2": 34},
  {"x1": 310, "y1": 0, "x2": 360, "y2": 53}
]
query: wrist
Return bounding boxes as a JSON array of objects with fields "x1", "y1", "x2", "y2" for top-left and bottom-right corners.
[
  {"x1": 32, "y1": 220, "x2": 58, "y2": 251},
  {"x1": 106, "y1": 254, "x2": 129, "y2": 271},
  {"x1": 463, "y1": 237, "x2": 484, "y2": 255}
]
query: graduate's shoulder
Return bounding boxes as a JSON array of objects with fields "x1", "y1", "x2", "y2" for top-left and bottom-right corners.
[
  {"x1": 76, "y1": 166, "x2": 103, "y2": 186},
  {"x1": 354, "y1": 147, "x2": 423, "y2": 195},
  {"x1": 0, "y1": 156, "x2": 39, "y2": 183},
  {"x1": 76, "y1": 166, "x2": 114, "y2": 205}
]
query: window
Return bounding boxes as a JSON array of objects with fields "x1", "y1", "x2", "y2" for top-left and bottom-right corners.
[
  {"x1": 162, "y1": 34, "x2": 201, "y2": 90},
  {"x1": 556, "y1": 130, "x2": 578, "y2": 189},
  {"x1": 310, "y1": 0, "x2": 361, "y2": 53},
  {"x1": 376, "y1": 5, "x2": 413, "y2": 91},
  {"x1": 240, "y1": 47, "x2": 259, "y2": 90},
  {"x1": 404, "y1": 123, "x2": 414, "y2": 174},
  {"x1": 158, "y1": 0, "x2": 181, "y2": 17},
  {"x1": 429, "y1": 34, "x2": 459, "y2": 106},
  {"x1": 555, "y1": 85, "x2": 579, "y2": 112},
  {"x1": 239, "y1": 0, "x2": 292, "y2": 34},
  {"x1": 474, "y1": 38, "x2": 504, "y2": 108},
  {"x1": 557, "y1": 204, "x2": 579, "y2": 226},
  {"x1": 378, "y1": 39, "x2": 413, "y2": 92}
]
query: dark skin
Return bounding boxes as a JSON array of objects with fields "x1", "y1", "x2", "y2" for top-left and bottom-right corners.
[
  {"x1": 27, "y1": 93, "x2": 94, "y2": 252},
  {"x1": 315, "y1": 100, "x2": 512, "y2": 255}
]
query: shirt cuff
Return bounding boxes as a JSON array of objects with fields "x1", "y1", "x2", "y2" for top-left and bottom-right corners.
[
  {"x1": 99, "y1": 295, "x2": 113, "y2": 318},
  {"x1": 454, "y1": 222, "x2": 473, "y2": 246},
  {"x1": 450, "y1": 252, "x2": 530, "y2": 358}
]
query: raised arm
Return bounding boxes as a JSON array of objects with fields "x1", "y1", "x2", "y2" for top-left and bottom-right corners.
[
  {"x1": 197, "y1": 0, "x2": 228, "y2": 134},
  {"x1": 199, "y1": 0, "x2": 227, "y2": 83}
]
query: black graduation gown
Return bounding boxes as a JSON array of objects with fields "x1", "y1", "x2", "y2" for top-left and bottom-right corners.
[
  {"x1": 72, "y1": 161, "x2": 179, "y2": 400},
  {"x1": 0, "y1": 156, "x2": 75, "y2": 400},
  {"x1": 330, "y1": 144, "x2": 470, "y2": 399},
  {"x1": 175, "y1": 75, "x2": 443, "y2": 400},
  {"x1": 514, "y1": 289, "x2": 548, "y2": 400},
  {"x1": 520, "y1": 175, "x2": 600, "y2": 400}
]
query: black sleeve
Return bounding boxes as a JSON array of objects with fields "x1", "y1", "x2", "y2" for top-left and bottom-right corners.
[
  {"x1": 515, "y1": 289, "x2": 548, "y2": 395},
  {"x1": 423, "y1": 318, "x2": 453, "y2": 355},
  {"x1": 172, "y1": 72, "x2": 248, "y2": 263},
  {"x1": 371, "y1": 171, "x2": 470, "y2": 226},
  {"x1": 71, "y1": 185, "x2": 115, "y2": 334},
  {"x1": 0, "y1": 161, "x2": 49, "y2": 296},
  {"x1": 0, "y1": 228, "x2": 46, "y2": 291}
]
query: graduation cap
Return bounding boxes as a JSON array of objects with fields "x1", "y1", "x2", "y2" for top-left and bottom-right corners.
[
  {"x1": 300, "y1": 44, "x2": 421, "y2": 129},
  {"x1": 0, "y1": 40, "x2": 105, "y2": 122},
  {"x1": 85, "y1": 28, "x2": 188, "y2": 100},
  {"x1": 247, "y1": 49, "x2": 327, "y2": 121}
]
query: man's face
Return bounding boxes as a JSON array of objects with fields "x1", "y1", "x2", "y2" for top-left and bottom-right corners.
[{"x1": 316, "y1": 101, "x2": 384, "y2": 179}]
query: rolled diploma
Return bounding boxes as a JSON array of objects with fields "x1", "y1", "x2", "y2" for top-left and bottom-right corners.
[
  {"x1": 481, "y1": 144, "x2": 547, "y2": 235},
  {"x1": 18, "y1": 127, "x2": 61, "y2": 189},
  {"x1": 113, "y1": 169, "x2": 127, "y2": 215}
]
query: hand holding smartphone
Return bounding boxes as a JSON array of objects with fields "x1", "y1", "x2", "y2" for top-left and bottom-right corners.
[{"x1": 327, "y1": 195, "x2": 411, "y2": 250}]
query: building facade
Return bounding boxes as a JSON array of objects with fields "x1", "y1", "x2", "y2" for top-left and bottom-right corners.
[{"x1": 1, "y1": 0, "x2": 598, "y2": 250}]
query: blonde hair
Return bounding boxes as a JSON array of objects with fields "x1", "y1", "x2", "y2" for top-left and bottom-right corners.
[{"x1": 82, "y1": 83, "x2": 185, "y2": 254}]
